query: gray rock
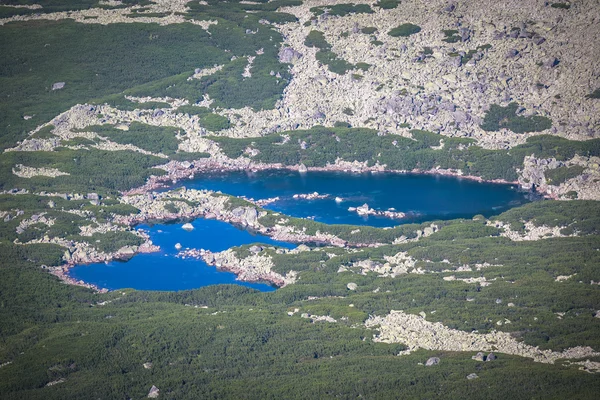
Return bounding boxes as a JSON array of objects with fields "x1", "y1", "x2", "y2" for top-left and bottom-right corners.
[
  {"x1": 533, "y1": 35, "x2": 546, "y2": 45},
  {"x1": 298, "y1": 163, "x2": 308, "y2": 173},
  {"x1": 52, "y1": 82, "x2": 65, "y2": 90},
  {"x1": 487, "y1": 352, "x2": 497, "y2": 361},
  {"x1": 459, "y1": 28, "x2": 471, "y2": 42},
  {"x1": 444, "y1": 2, "x2": 456, "y2": 12},
  {"x1": 278, "y1": 47, "x2": 302, "y2": 63},
  {"x1": 467, "y1": 373, "x2": 479, "y2": 380},
  {"x1": 232, "y1": 207, "x2": 259, "y2": 227},
  {"x1": 453, "y1": 110, "x2": 470, "y2": 124},
  {"x1": 312, "y1": 111, "x2": 326, "y2": 120},
  {"x1": 425, "y1": 357, "x2": 440, "y2": 366},
  {"x1": 153, "y1": 109, "x2": 165, "y2": 118},
  {"x1": 506, "y1": 49, "x2": 519, "y2": 58},
  {"x1": 249, "y1": 245, "x2": 263, "y2": 254},
  {"x1": 544, "y1": 57, "x2": 560, "y2": 68},
  {"x1": 347, "y1": 282, "x2": 358, "y2": 291},
  {"x1": 472, "y1": 352, "x2": 486, "y2": 361},
  {"x1": 148, "y1": 385, "x2": 160, "y2": 398},
  {"x1": 450, "y1": 55, "x2": 462, "y2": 67}
]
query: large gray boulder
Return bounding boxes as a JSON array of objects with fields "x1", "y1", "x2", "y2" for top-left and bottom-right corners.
[
  {"x1": 148, "y1": 385, "x2": 160, "y2": 398},
  {"x1": 425, "y1": 357, "x2": 440, "y2": 366},
  {"x1": 279, "y1": 47, "x2": 302, "y2": 63},
  {"x1": 232, "y1": 207, "x2": 259, "y2": 227}
]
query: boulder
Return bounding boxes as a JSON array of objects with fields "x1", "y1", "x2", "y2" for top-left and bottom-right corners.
[
  {"x1": 472, "y1": 352, "x2": 486, "y2": 361},
  {"x1": 532, "y1": 35, "x2": 546, "y2": 45},
  {"x1": 182, "y1": 223, "x2": 194, "y2": 231},
  {"x1": 278, "y1": 47, "x2": 302, "y2": 64},
  {"x1": 347, "y1": 282, "x2": 358, "y2": 291},
  {"x1": 249, "y1": 245, "x2": 263, "y2": 254},
  {"x1": 486, "y1": 352, "x2": 497, "y2": 361},
  {"x1": 298, "y1": 163, "x2": 308, "y2": 173},
  {"x1": 544, "y1": 57, "x2": 560, "y2": 68},
  {"x1": 52, "y1": 82, "x2": 65, "y2": 90},
  {"x1": 148, "y1": 385, "x2": 160, "y2": 398},
  {"x1": 232, "y1": 207, "x2": 259, "y2": 227},
  {"x1": 444, "y1": 2, "x2": 456, "y2": 12},
  {"x1": 467, "y1": 373, "x2": 479, "y2": 380},
  {"x1": 425, "y1": 357, "x2": 440, "y2": 366}
]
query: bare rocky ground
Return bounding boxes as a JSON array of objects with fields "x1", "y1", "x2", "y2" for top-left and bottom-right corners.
[{"x1": 364, "y1": 310, "x2": 600, "y2": 364}]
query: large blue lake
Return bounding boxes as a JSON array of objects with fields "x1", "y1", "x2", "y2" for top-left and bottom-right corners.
[
  {"x1": 71, "y1": 171, "x2": 530, "y2": 291},
  {"x1": 179, "y1": 170, "x2": 529, "y2": 227}
]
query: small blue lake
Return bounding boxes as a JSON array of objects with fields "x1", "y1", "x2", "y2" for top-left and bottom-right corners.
[
  {"x1": 178, "y1": 170, "x2": 530, "y2": 227},
  {"x1": 69, "y1": 218, "x2": 295, "y2": 292},
  {"x1": 71, "y1": 171, "x2": 531, "y2": 292}
]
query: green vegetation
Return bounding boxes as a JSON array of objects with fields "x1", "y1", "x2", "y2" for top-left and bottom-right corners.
[
  {"x1": 461, "y1": 44, "x2": 492, "y2": 64},
  {"x1": 310, "y1": 4, "x2": 374, "y2": 18},
  {"x1": 86, "y1": 122, "x2": 181, "y2": 155},
  {"x1": 100, "y1": 95, "x2": 171, "y2": 111},
  {"x1": 211, "y1": 126, "x2": 600, "y2": 181},
  {"x1": 0, "y1": 148, "x2": 166, "y2": 195},
  {"x1": 170, "y1": 152, "x2": 210, "y2": 162},
  {"x1": 586, "y1": 88, "x2": 600, "y2": 99},
  {"x1": 551, "y1": 2, "x2": 571, "y2": 9},
  {"x1": 481, "y1": 103, "x2": 552, "y2": 133},
  {"x1": 376, "y1": 0, "x2": 402, "y2": 9},
  {"x1": 3, "y1": 197, "x2": 600, "y2": 398},
  {"x1": 389, "y1": 23, "x2": 422, "y2": 37},
  {"x1": 361, "y1": 26, "x2": 377, "y2": 34},
  {"x1": 545, "y1": 165, "x2": 584, "y2": 185},
  {"x1": 442, "y1": 29, "x2": 461, "y2": 43},
  {"x1": 0, "y1": 20, "x2": 229, "y2": 151},
  {"x1": 84, "y1": 231, "x2": 144, "y2": 253},
  {"x1": 1, "y1": 3, "x2": 599, "y2": 398},
  {"x1": 1, "y1": 246, "x2": 599, "y2": 398},
  {"x1": 304, "y1": 30, "x2": 368, "y2": 75},
  {"x1": 495, "y1": 200, "x2": 600, "y2": 236},
  {"x1": 199, "y1": 113, "x2": 230, "y2": 132}
]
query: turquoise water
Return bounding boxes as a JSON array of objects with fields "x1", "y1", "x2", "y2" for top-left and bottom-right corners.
[
  {"x1": 71, "y1": 171, "x2": 530, "y2": 291},
  {"x1": 69, "y1": 218, "x2": 295, "y2": 292}
]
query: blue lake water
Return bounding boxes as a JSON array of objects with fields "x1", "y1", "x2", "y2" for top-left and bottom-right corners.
[
  {"x1": 71, "y1": 171, "x2": 531, "y2": 292},
  {"x1": 69, "y1": 218, "x2": 295, "y2": 292},
  {"x1": 178, "y1": 170, "x2": 530, "y2": 227}
]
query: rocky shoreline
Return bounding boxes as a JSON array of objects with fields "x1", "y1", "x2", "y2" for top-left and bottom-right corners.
[
  {"x1": 123, "y1": 156, "x2": 526, "y2": 197},
  {"x1": 177, "y1": 248, "x2": 293, "y2": 288},
  {"x1": 56, "y1": 155, "x2": 531, "y2": 292}
]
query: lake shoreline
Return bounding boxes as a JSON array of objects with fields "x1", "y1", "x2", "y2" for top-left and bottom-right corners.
[
  {"x1": 64, "y1": 157, "x2": 535, "y2": 292},
  {"x1": 123, "y1": 157, "x2": 534, "y2": 197}
]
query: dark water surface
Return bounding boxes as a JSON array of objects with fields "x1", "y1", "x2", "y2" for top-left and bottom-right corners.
[
  {"x1": 71, "y1": 171, "x2": 530, "y2": 291},
  {"x1": 180, "y1": 170, "x2": 529, "y2": 227}
]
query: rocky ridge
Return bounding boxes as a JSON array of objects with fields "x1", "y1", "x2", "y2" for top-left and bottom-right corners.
[
  {"x1": 178, "y1": 247, "x2": 297, "y2": 287},
  {"x1": 365, "y1": 309, "x2": 600, "y2": 364}
]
